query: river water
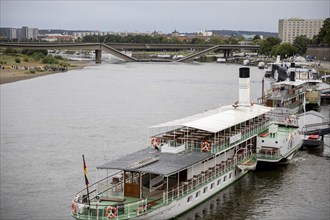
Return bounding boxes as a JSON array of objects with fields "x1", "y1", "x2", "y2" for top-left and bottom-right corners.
[{"x1": 1, "y1": 62, "x2": 329, "y2": 220}]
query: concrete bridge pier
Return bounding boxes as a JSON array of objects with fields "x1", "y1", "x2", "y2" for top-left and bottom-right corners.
[
  {"x1": 95, "y1": 49, "x2": 102, "y2": 64},
  {"x1": 224, "y1": 49, "x2": 233, "y2": 59}
]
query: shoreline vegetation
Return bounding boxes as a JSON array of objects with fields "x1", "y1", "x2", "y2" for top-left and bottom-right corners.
[
  {"x1": 0, "y1": 48, "x2": 95, "y2": 84},
  {"x1": 1, "y1": 49, "x2": 329, "y2": 85},
  {"x1": 0, "y1": 59, "x2": 93, "y2": 84}
]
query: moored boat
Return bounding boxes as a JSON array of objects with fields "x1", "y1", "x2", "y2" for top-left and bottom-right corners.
[
  {"x1": 255, "y1": 115, "x2": 302, "y2": 164},
  {"x1": 243, "y1": 59, "x2": 249, "y2": 66},
  {"x1": 258, "y1": 62, "x2": 265, "y2": 69},
  {"x1": 237, "y1": 157, "x2": 257, "y2": 171},
  {"x1": 263, "y1": 79, "x2": 307, "y2": 118},
  {"x1": 216, "y1": 58, "x2": 226, "y2": 63},
  {"x1": 303, "y1": 134, "x2": 323, "y2": 149},
  {"x1": 71, "y1": 68, "x2": 275, "y2": 219}
]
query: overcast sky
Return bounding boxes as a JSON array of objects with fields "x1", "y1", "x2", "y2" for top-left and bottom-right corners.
[{"x1": 1, "y1": 0, "x2": 329, "y2": 33}]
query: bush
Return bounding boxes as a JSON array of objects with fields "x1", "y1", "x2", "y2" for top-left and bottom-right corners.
[
  {"x1": 5, "y1": 48, "x2": 19, "y2": 54},
  {"x1": 42, "y1": 55, "x2": 59, "y2": 64},
  {"x1": 23, "y1": 57, "x2": 29, "y2": 62},
  {"x1": 59, "y1": 62, "x2": 70, "y2": 67},
  {"x1": 22, "y1": 49, "x2": 48, "y2": 56},
  {"x1": 29, "y1": 70, "x2": 36, "y2": 74},
  {"x1": 31, "y1": 52, "x2": 46, "y2": 61},
  {"x1": 15, "y1": 58, "x2": 21, "y2": 63},
  {"x1": 54, "y1": 55, "x2": 64, "y2": 60}
]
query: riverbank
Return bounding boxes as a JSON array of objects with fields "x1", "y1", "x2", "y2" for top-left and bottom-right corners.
[{"x1": 0, "y1": 60, "x2": 94, "y2": 84}]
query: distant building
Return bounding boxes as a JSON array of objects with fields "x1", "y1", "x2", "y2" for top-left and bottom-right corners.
[
  {"x1": 171, "y1": 29, "x2": 180, "y2": 37},
  {"x1": 40, "y1": 34, "x2": 75, "y2": 42},
  {"x1": 0, "y1": 26, "x2": 38, "y2": 40},
  {"x1": 0, "y1": 27, "x2": 18, "y2": 40},
  {"x1": 198, "y1": 30, "x2": 213, "y2": 37},
  {"x1": 278, "y1": 18, "x2": 324, "y2": 43},
  {"x1": 20, "y1": 26, "x2": 38, "y2": 40}
]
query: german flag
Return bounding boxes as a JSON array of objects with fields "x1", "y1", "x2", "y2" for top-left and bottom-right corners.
[{"x1": 82, "y1": 155, "x2": 89, "y2": 186}]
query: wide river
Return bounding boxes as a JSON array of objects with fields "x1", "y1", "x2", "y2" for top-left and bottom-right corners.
[{"x1": 1, "y1": 62, "x2": 329, "y2": 220}]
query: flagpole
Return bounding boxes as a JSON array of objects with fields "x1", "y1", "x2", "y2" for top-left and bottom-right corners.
[{"x1": 82, "y1": 155, "x2": 91, "y2": 217}]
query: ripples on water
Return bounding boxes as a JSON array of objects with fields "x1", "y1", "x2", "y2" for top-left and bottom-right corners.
[{"x1": 0, "y1": 62, "x2": 329, "y2": 219}]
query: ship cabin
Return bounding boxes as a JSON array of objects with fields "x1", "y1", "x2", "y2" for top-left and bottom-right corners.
[
  {"x1": 265, "y1": 80, "x2": 307, "y2": 115},
  {"x1": 72, "y1": 105, "x2": 271, "y2": 219}
]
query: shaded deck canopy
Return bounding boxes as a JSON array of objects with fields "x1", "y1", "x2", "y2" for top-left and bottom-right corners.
[
  {"x1": 97, "y1": 147, "x2": 212, "y2": 176},
  {"x1": 150, "y1": 105, "x2": 271, "y2": 134}
]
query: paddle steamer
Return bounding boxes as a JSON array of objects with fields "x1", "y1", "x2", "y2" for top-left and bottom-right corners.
[{"x1": 71, "y1": 68, "x2": 300, "y2": 219}]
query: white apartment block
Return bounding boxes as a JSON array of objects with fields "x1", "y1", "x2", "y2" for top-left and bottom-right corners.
[{"x1": 278, "y1": 18, "x2": 324, "y2": 43}]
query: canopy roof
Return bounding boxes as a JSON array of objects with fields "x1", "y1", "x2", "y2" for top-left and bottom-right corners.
[
  {"x1": 150, "y1": 105, "x2": 271, "y2": 133},
  {"x1": 97, "y1": 147, "x2": 212, "y2": 176},
  {"x1": 274, "y1": 80, "x2": 306, "y2": 87}
]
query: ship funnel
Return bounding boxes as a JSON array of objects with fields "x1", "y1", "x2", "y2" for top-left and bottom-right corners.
[
  {"x1": 239, "y1": 67, "x2": 251, "y2": 106},
  {"x1": 288, "y1": 63, "x2": 296, "y2": 81}
]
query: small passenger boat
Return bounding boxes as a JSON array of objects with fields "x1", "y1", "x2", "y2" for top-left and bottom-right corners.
[
  {"x1": 258, "y1": 62, "x2": 265, "y2": 69},
  {"x1": 303, "y1": 134, "x2": 323, "y2": 149}
]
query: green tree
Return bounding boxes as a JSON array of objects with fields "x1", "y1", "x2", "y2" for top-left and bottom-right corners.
[
  {"x1": 259, "y1": 37, "x2": 281, "y2": 56},
  {"x1": 253, "y1": 35, "x2": 261, "y2": 41},
  {"x1": 316, "y1": 17, "x2": 330, "y2": 45},
  {"x1": 271, "y1": 43, "x2": 297, "y2": 59},
  {"x1": 293, "y1": 35, "x2": 311, "y2": 55},
  {"x1": 209, "y1": 36, "x2": 225, "y2": 45},
  {"x1": 190, "y1": 38, "x2": 205, "y2": 44}
]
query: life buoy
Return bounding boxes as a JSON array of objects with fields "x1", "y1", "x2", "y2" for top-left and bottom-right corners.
[
  {"x1": 289, "y1": 89, "x2": 293, "y2": 94},
  {"x1": 151, "y1": 138, "x2": 160, "y2": 147},
  {"x1": 138, "y1": 206, "x2": 146, "y2": 214},
  {"x1": 106, "y1": 206, "x2": 117, "y2": 219},
  {"x1": 201, "y1": 141, "x2": 211, "y2": 152},
  {"x1": 71, "y1": 202, "x2": 77, "y2": 214}
]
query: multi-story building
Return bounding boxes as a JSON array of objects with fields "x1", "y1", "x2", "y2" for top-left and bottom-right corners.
[
  {"x1": 0, "y1": 28, "x2": 18, "y2": 40},
  {"x1": 0, "y1": 26, "x2": 38, "y2": 40},
  {"x1": 278, "y1": 18, "x2": 324, "y2": 43},
  {"x1": 20, "y1": 26, "x2": 38, "y2": 40}
]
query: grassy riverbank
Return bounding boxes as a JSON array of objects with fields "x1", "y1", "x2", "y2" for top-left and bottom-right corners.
[{"x1": 0, "y1": 51, "x2": 94, "y2": 84}]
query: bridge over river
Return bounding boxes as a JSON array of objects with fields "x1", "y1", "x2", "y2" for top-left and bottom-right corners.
[{"x1": 0, "y1": 42, "x2": 260, "y2": 63}]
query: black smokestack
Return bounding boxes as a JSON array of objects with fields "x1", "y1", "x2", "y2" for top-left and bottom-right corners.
[
  {"x1": 290, "y1": 71, "x2": 295, "y2": 81},
  {"x1": 239, "y1": 67, "x2": 250, "y2": 78}
]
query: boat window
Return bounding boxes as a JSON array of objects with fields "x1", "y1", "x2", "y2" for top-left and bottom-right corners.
[
  {"x1": 223, "y1": 176, "x2": 227, "y2": 182},
  {"x1": 217, "y1": 179, "x2": 221, "y2": 185},
  {"x1": 211, "y1": 183, "x2": 215, "y2": 190},
  {"x1": 203, "y1": 187, "x2": 208, "y2": 193},
  {"x1": 196, "y1": 191, "x2": 200, "y2": 198},
  {"x1": 187, "y1": 196, "x2": 193, "y2": 203},
  {"x1": 275, "y1": 141, "x2": 278, "y2": 144},
  {"x1": 229, "y1": 173, "x2": 232, "y2": 179}
]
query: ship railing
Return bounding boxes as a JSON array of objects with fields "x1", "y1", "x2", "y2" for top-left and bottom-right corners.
[
  {"x1": 255, "y1": 151, "x2": 282, "y2": 160},
  {"x1": 177, "y1": 119, "x2": 271, "y2": 154},
  {"x1": 211, "y1": 119, "x2": 271, "y2": 154},
  {"x1": 72, "y1": 189, "x2": 165, "y2": 219},
  {"x1": 164, "y1": 153, "x2": 254, "y2": 204},
  {"x1": 73, "y1": 171, "x2": 125, "y2": 204},
  {"x1": 72, "y1": 154, "x2": 253, "y2": 219}
]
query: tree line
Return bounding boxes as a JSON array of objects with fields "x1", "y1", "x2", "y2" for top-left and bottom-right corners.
[{"x1": 81, "y1": 17, "x2": 330, "y2": 59}]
